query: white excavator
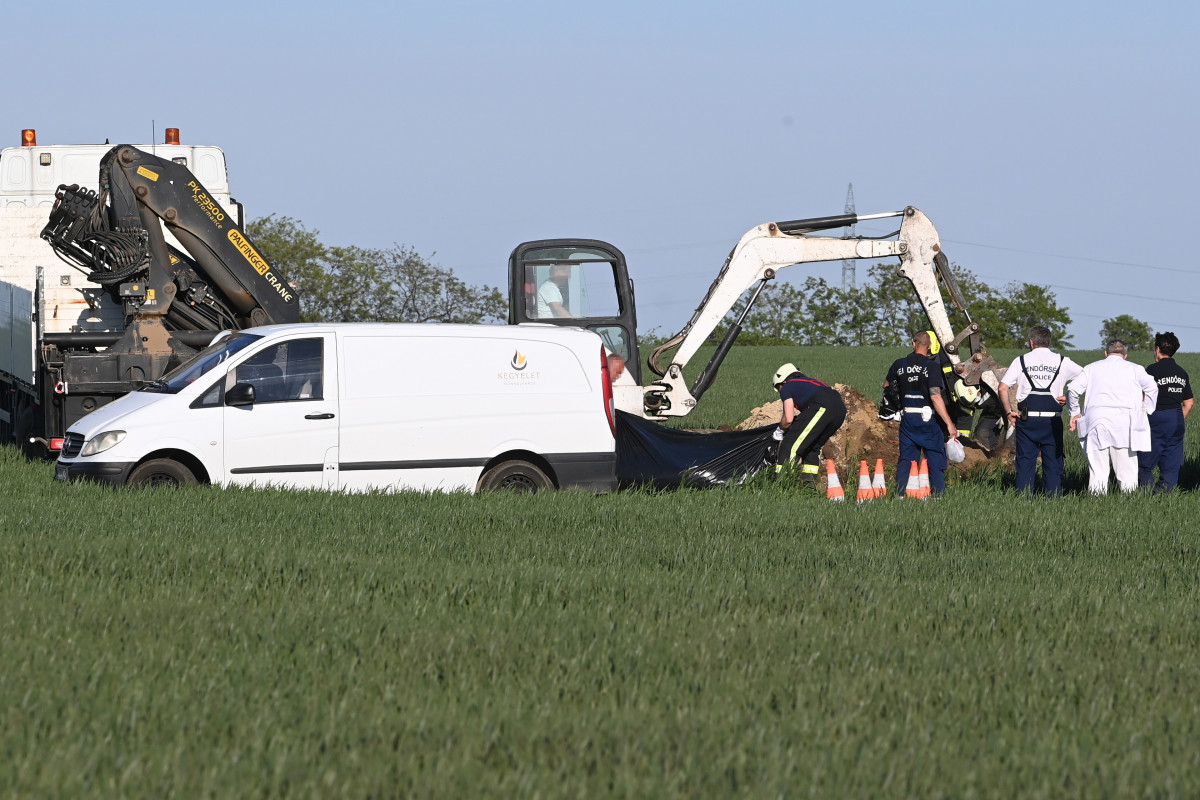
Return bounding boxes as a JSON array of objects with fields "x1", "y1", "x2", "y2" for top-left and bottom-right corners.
[{"x1": 507, "y1": 206, "x2": 1003, "y2": 419}]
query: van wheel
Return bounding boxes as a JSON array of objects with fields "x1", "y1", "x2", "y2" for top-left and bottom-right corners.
[
  {"x1": 128, "y1": 459, "x2": 198, "y2": 488},
  {"x1": 478, "y1": 460, "x2": 553, "y2": 493}
]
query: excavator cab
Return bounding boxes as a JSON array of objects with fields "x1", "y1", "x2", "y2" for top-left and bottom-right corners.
[{"x1": 508, "y1": 238, "x2": 641, "y2": 384}]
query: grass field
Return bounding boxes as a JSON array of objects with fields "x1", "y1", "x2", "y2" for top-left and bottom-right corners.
[{"x1": 3, "y1": 345, "x2": 1199, "y2": 797}]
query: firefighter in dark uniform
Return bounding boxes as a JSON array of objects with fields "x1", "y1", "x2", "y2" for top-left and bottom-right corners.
[
  {"x1": 884, "y1": 331, "x2": 960, "y2": 496},
  {"x1": 772, "y1": 363, "x2": 847, "y2": 487},
  {"x1": 1139, "y1": 331, "x2": 1193, "y2": 493},
  {"x1": 970, "y1": 381, "x2": 1007, "y2": 451}
]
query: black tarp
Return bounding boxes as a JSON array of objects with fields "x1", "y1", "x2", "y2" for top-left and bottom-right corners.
[{"x1": 615, "y1": 410, "x2": 777, "y2": 489}]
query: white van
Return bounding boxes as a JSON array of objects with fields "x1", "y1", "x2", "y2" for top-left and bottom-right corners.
[{"x1": 54, "y1": 323, "x2": 618, "y2": 493}]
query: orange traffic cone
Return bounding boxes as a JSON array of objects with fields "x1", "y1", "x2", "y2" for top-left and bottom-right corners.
[
  {"x1": 825, "y1": 460, "x2": 845, "y2": 502},
  {"x1": 856, "y1": 460, "x2": 874, "y2": 502},
  {"x1": 917, "y1": 458, "x2": 931, "y2": 499},
  {"x1": 904, "y1": 460, "x2": 920, "y2": 498},
  {"x1": 872, "y1": 458, "x2": 887, "y2": 499}
]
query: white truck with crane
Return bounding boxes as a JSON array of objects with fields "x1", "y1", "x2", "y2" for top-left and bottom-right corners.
[{"x1": 0, "y1": 129, "x2": 299, "y2": 457}]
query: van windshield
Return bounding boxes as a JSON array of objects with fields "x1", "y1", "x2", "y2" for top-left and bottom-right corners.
[{"x1": 142, "y1": 333, "x2": 263, "y2": 394}]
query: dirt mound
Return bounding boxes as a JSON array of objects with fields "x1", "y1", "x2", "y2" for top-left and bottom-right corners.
[{"x1": 736, "y1": 383, "x2": 1005, "y2": 478}]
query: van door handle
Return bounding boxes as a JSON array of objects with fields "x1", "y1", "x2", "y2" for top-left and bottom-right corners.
[{"x1": 304, "y1": 412, "x2": 335, "y2": 420}]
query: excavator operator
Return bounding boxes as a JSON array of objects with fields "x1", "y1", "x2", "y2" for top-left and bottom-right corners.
[
  {"x1": 771, "y1": 363, "x2": 847, "y2": 489},
  {"x1": 536, "y1": 264, "x2": 574, "y2": 318}
]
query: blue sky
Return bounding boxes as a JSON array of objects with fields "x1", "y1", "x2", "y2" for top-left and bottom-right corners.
[{"x1": 9, "y1": 1, "x2": 1198, "y2": 349}]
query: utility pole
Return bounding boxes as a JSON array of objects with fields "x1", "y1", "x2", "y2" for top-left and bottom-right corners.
[{"x1": 841, "y1": 183, "x2": 856, "y2": 290}]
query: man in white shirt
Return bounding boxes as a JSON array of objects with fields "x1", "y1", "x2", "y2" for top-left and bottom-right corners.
[
  {"x1": 1067, "y1": 339, "x2": 1158, "y2": 495},
  {"x1": 998, "y1": 325, "x2": 1084, "y2": 495},
  {"x1": 536, "y1": 264, "x2": 573, "y2": 318}
]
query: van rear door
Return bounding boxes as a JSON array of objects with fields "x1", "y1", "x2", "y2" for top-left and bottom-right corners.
[{"x1": 222, "y1": 333, "x2": 339, "y2": 489}]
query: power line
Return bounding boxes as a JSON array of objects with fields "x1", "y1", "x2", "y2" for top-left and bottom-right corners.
[
  {"x1": 973, "y1": 272, "x2": 1199, "y2": 308},
  {"x1": 1064, "y1": 310, "x2": 1200, "y2": 333},
  {"x1": 619, "y1": 235, "x2": 1198, "y2": 285},
  {"x1": 942, "y1": 238, "x2": 1200, "y2": 276}
]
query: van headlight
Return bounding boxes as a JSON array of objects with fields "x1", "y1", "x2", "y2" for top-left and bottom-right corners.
[{"x1": 80, "y1": 430, "x2": 126, "y2": 457}]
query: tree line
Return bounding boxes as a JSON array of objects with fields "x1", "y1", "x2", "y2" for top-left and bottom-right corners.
[
  {"x1": 713, "y1": 263, "x2": 1073, "y2": 349},
  {"x1": 246, "y1": 215, "x2": 507, "y2": 325},
  {"x1": 713, "y1": 265, "x2": 1158, "y2": 351},
  {"x1": 248, "y1": 216, "x2": 1156, "y2": 351}
]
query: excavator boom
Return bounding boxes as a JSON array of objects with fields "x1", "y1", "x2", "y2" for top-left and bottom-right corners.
[{"x1": 641, "y1": 206, "x2": 992, "y2": 416}]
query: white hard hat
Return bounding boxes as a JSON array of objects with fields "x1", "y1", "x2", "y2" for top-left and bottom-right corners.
[{"x1": 772, "y1": 363, "x2": 798, "y2": 388}]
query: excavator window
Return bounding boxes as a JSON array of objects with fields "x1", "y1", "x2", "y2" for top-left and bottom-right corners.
[
  {"x1": 592, "y1": 325, "x2": 630, "y2": 363},
  {"x1": 522, "y1": 248, "x2": 621, "y2": 321}
]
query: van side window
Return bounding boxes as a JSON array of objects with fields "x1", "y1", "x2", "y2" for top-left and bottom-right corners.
[{"x1": 235, "y1": 338, "x2": 323, "y2": 403}]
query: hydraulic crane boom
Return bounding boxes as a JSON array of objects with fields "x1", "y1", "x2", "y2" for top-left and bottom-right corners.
[
  {"x1": 10, "y1": 141, "x2": 302, "y2": 451},
  {"x1": 42, "y1": 145, "x2": 300, "y2": 331}
]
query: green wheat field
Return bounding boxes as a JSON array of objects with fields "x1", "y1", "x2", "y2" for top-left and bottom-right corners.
[{"x1": 2, "y1": 345, "x2": 1198, "y2": 797}]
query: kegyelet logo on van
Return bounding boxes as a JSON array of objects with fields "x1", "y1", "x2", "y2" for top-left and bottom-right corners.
[{"x1": 511, "y1": 350, "x2": 528, "y2": 371}]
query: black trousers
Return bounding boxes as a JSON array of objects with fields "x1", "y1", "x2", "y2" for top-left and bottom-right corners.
[{"x1": 776, "y1": 392, "x2": 848, "y2": 479}]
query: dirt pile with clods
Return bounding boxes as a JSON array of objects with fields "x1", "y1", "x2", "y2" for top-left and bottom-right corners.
[{"x1": 736, "y1": 383, "x2": 1006, "y2": 478}]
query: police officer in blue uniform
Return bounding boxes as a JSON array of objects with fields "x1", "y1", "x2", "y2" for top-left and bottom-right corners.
[
  {"x1": 772, "y1": 363, "x2": 847, "y2": 487},
  {"x1": 1139, "y1": 331, "x2": 1193, "y2": 493},
  {"x1": 883, "y1": 331, "x2": 960, "y2": 496},
  {"x1": 998, "y1": 324, "x2": 1083, "y2": 495}
]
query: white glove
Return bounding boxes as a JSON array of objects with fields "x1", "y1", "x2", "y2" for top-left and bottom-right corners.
[{"x1": 772, "y1": 426, "x2": 785, "y2": 441}]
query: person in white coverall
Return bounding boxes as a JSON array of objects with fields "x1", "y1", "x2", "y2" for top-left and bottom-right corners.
[{"x1": 1066, "y1": 339, "x2": 1158, "y2": 495}]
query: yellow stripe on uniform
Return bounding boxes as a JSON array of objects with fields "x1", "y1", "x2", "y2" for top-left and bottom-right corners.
[{"x1": 788, "y1": 407, "x2": 826, "y2": 463}]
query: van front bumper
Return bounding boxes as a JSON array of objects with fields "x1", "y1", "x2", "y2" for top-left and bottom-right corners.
[{"x1": 55, "y1": 460, "x2": 135, "y2": 486}]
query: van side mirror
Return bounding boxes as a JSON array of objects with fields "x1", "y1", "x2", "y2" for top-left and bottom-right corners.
[{"x1": 226, "y1": 382, "x2": 256, "y2": 406}]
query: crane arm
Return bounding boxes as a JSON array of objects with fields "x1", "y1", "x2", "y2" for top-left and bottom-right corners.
[{"x1": 41, "y1": 145, "x2": 300, "y2": 330}]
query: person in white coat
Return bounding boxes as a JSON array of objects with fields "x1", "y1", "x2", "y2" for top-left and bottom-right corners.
[{"x1": 1066, "y1": 339, "x2": 1158, "y2": 494}]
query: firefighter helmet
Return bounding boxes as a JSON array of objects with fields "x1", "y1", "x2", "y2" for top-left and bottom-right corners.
[
  {"x1": 953, "y1": 379, "x2": 981, "y2": 408},
  {"x1": 926, "y1": 329, "x2": 941, "y2": 355},
  {"x1": 772, "y1": 363, "x2": 798, "y2": 389}
]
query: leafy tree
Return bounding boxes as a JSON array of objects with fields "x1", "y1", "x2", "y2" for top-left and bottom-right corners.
[
  {"x1": 856, "y1": 263, "x2": 952, "y2": 346},
  {"x1": 710, "y1": 261, "x2": 1073, "y2": 350},
  {"x1": 245, "y1": 215, "x2": 505, "y2": 324},
  {"x1": 1098, "y1": 315, "x2": 1154, "y2": 351},
  {"x1": 959, "y1": 278, "x2": 1074, "y2": 349}
]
